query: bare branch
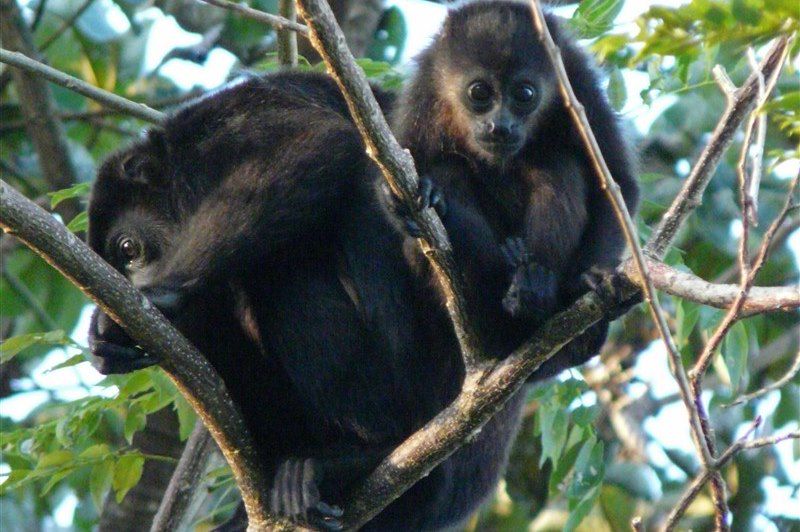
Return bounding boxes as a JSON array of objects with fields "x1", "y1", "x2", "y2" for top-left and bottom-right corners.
[
  {"x1": 198, "y1": 0, "x2": 309, "y2": 36},
  {"x1": 0, "y1": 0, "x2": 79, "y2": 206},
  {"x1": 39, "y1": 0, "x2": 96, "y2": 51},
  {"x1": 0, "y1": 49, "x2": 164, "y2": 123},
  {"x1": 643, "y1": 259, "x2": 799, "y2": 316},
  {"x1": 277, "y1": 0, "x2": 298, "y2": 67},
  {"x1": 690, "y1": 173, "x2": 799, "y2": 383},
  {"x1": 726, "y1": 348, "x2": 800, "y2": 407},
  {"x1": 151, "y1": 423, "x2": 217, "y2": 532},
  {"x1": 0, "y1": 181, "x2": 288, "y2": 530},
  {"x1": 526, "y1": 2, "x2": 724, "y2": 510},
  {"x1": 646, "y1": 36, "x2": 791, "y2": 259}
]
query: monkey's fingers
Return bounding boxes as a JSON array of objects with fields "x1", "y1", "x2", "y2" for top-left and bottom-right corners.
[{"x1": 90, "y1": 342, "x2": 158, "y2": 374}]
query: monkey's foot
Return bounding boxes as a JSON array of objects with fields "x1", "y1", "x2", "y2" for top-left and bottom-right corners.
[
  {"x1": 88, "y1": 308, "x2": 160, "y2": 374},
  {"x1": 380, "y1": 176, "x2": 447, "y2": 238},
  {"x1": 581, "y1": 267, "x2": 642, "y2": 321},
  {"x1": 500, "y1": 237, "x2": 558, "y2": 319},
  {"x1": 271, "y1": 458, "x2": 344, "y2": 531}
]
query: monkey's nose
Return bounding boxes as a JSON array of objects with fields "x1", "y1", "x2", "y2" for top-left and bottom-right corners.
[{"x1": 488, "y1": 121, "x2": 514, "y2": 140}]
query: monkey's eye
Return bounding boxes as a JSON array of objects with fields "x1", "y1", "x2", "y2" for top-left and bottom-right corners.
[
  {"x1": 468, "y1": 81, "x2": 493, "y2": 106},
  {"x1": 512, "y1": 84, "x2": 536, "y2": 104},
  {"x1": 118, "y1": 237, "x2": 142, "y2": 263}
]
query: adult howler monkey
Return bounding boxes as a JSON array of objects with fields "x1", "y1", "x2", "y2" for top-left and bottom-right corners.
[{"x1": 383, "y1": 0, "x2": 640, "y2": 377}]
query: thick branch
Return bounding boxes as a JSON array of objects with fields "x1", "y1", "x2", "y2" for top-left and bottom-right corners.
[
  {"x1": 0, "y1": 181, "x2": 285, "y2": 530},
  {"x1": 151, "y1": 423, "x2": 217, "y2": 532},
  {"x1": 294, "y1": 0, "x2": 482, "y2": 368},
  {"x1": 646, "y1": 36, "x2": 791, "y2": 259},
  {"x1": 638, "y1": 260, "x2": 799, "y2": 316},
  {"x1": 0, "y1": 49, "x2": 164, "y2": 123}
]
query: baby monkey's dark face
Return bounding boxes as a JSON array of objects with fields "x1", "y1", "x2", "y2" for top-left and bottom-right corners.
[{"x1": 440, "y1": 63, "x2": 552, "y2": 164}]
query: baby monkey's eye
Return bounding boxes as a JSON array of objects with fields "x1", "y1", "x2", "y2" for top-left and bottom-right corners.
[
  {"x1": 512, "y1": 84, "x2": 536, "y2": 103},
  {"x1": 468, "y1": 81, "x2": 493, "y2": 104},
  {"x1": 118, "y1": 237, "x2": 142, "y2": 262}
]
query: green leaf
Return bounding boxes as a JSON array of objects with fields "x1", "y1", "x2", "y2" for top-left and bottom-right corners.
[
  {"x1": 549, "y1": 438, "x2": 585, "y2": 495},
  {"x1": 676, "y1": 298, "x2": 700, "y2": 348},
  {"x1": 124, "y1": 404, "x2": 147, "y2": 444},
  {"x1": 565, "y1": 485, "x2": 601, "y2": 532},
  {"x1": 722, "y1": 321, "x2": 749, "y2": 390},
  {"x1": 67, "y1": 211, "x2": 89, "y2": 233},
  {"x1": 37, "y1": 449, "x2": 74, "y2": 469},
  {"x1": 175, "y1": 394, "x2": 197, "y2": 441},
  {"x1": 44, "y1": 353, "x2": 87, "y2": 373},
  {"x1": 365, "y1": 6, "x2": 407, "y2": 66},
  {"x1": 90, "y1": 459, "x2": 115, "y2": 509},
  {"x1": 572, "y1": 404, "x2": 599, "y2": 427},
  {"x1": 112, "y1": 454, "x2": 144, "y2": 503},
  {"x1": 41, "y1": 467, "x2": 74, "y2": 495},
  {"x1": 605, "y1": 462, "x2": 662, "y2": 500},
  {"x1": 0, "y1": 330, "x2": 70, "y2": 362},
  {"x1": 607, "y1": 68, "x2": 627, "y2": 111},
  {"x1": 48, "y1": 182, "x2": 91, "y2": 208},
  {"x1": 570, "y1": 0, "x2": 624, "y2": 38},
  {"x1": 80, "y1": 444, "x2": 111, "y2": 460},
  {"x1": 539, "y1": 408, "x2": 569, "y2": 467}
]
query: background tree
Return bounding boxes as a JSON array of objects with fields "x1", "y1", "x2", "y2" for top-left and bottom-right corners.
[{"x1": 1, "y1": 0, "x2": 798, "y2": 530}]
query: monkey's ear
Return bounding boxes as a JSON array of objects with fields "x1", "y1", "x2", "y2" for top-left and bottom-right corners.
[{"x1": 119, "y1": 128, "x2": 168, "y2": 186}]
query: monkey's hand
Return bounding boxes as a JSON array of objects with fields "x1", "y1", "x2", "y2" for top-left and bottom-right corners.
[
  {"x1": 138, "y1": 276, "x2": 199, "y2": 321},
  {"x1": 88, "y1": 307, "x2": 160, "y2": 374},
  {"x1": 379, "y1": 176, "x2": 447, "y2": 238},
  {"x1": 271, "y1": 458, "x2": 344, "y2": 531},
  {"x1": 581, "y1": 267, "x2": 642, "y2": 321},
  {"x1": 500, "y1": 237, "x2": 558, "y2": 320}
]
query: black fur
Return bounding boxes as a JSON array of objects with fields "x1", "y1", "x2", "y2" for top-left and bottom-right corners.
[
  {"x1": 386, "y1": 0, "x2": 640, "y2": 380},
  {"x1": 88, "y1": 2, "x2": 638, "y2": 527},
  {"x1": 87, "y1": 70, "x2": 520, "y2": 530}
]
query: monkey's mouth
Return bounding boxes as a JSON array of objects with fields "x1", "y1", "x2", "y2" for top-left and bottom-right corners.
[{"x1": 477, "y1": 137, "x2": 523, "y2": 158}]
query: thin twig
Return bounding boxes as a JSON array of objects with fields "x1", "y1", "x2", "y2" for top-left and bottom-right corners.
[
  {"x1": 726, "y1": 348, "x2": 800, "y2": 407},
  {"x1": 690, "y1": 173, "x2": 799, "y2": 383},
  {"x1": 646, "y1": 36, "x2": 791, "y2": 259},
  {"x1": 0, "y1": 49, "x2": 164, "y2": 123},
  {"x1": 663, "y1": 420, "x2": 800, "y2": 530},
  {"x1": 39, "y1": 0, "x2": 96, "y2": 51},
  {"x1": 198, "y1": 0, "x2": 309, "y2": 36},
  {"x1": 527, "y1": 0, "x2": 720, "y2": 493}
]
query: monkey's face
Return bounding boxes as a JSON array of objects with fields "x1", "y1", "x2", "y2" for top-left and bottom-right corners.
[
  {"x1": 450, "y1": 70, "x2": 542, "y2": 161},
  {"x1": 433, "y1": 3, "x2": 556, "y2": 164},
  {"x1": 88, "y1": 131, "x2": 176, "y2": 286}
]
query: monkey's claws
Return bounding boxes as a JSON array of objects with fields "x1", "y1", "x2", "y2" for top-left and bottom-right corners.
[
  {"x1": 581, "y1": 267, "x2": 642, "y2": 321},
  {"x1": 270, "y1": 458, "x2": 343, "y2": 531},
  {"x1": 88, "y1": 308, "x2": 160, "y2": 374},
  {"x1": 380, "y1": 177, "x2": 447, "y2": 238}
]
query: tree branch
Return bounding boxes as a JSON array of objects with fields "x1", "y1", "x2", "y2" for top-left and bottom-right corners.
[
  {"x1": 646, "y1": 36, "x2": 791, "y2": 259},
  {"x1": 294, "y1": 0, "x2": 483, "y2": 368},
  {"x1": 0, "y1": 0, "x2": 79, "y2": 213},
  {"x1": 151, "y1": 423, "x2": 217, "y2": 532},
  {"x1": 643, "y1": 260, "x2": 799, "y2": 316},
  {"x1": 198, "y1": 0, "x2": 309, "y2": 36},
  {"x1": 0, "y1": 49, "x2": 164, "y2": 123},
  {"x1": 0, "y1": 181, "x2": 287, "y2": 530},
  {"x1": 277, "y1": 0, "x2": 298, "y2": 67}
]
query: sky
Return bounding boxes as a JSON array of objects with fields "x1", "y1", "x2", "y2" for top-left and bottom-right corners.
[{"x1": 2, "y1": 0, "x2": 799, "y2": 528}]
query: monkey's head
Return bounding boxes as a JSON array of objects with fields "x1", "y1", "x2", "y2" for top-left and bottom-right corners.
[
  {"x1": 428, "y1": 1, "x2": 561, "y2": 163},
  {"x1": 88, "y1": 128, "x2": 178, "y2": 287}
]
